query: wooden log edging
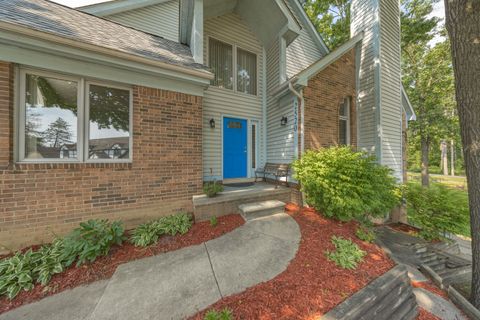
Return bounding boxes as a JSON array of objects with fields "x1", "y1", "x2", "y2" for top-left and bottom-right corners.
[
  {"x1": 322, "y1": 265, "x2": 418, "y2": 320},
  {"x1": 448, "y1": 286, "x2": 480, "y2": 320}
]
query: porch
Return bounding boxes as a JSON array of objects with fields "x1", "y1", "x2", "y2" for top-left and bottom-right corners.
[{"x1": 193, "y1": 182, "x2": 294, "y2": 221}]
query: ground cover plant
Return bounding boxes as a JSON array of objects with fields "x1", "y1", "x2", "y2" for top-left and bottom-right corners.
[
  {"x1": 204, "y1": 308, "x2": 233, "y2": 320},
  {"x1": 191, "y1": 204, "x2": 394, "y2": 319},
  {"x1": 293, "y1": 146, "x2": 399, "y2": 222},
  {"x1": 0, "y1": 214, "x2": 245, "y2": 314},
  {"x1": 326, "y1": 236, "x2": 367, "y2": 269},
  {"x1": 355, "y1": 226, "x2": 376, "y2": 243},
  {"x1": 130, "y1": 213, "x2": 193, "y2": 247},
  {"x1": 405, "y1": 181, "x2": 470, "y2": 240}
]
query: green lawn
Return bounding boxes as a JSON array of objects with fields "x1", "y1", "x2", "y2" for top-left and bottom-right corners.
[{"x1": 406, "y1": 172, "x2": 470, "y2": 238}]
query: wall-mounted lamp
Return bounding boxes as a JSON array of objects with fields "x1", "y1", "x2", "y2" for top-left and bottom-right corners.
[
  {"x1": 209, "y1": 118, "x2": 216, "y2": 129},
  {"x1": 280, "y1": 116, "x2": 288, "y2": 126}
]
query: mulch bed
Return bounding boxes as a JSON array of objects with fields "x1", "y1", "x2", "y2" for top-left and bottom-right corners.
[
  {"x1": 417, "y1": 307, "x2": 441, "y2": 320},
  {"x1": 0, "y1": 214, "x2": 245, "y2": 315},
  {"x1": 388, "y1": 222, "x2": 421, "y2": 235},
  {"x1": 412, "y1": 280, "x2": 449, "y2": 299},
  {"x1": 190, "y1": 203, "x2": 395, "y2": 320}
]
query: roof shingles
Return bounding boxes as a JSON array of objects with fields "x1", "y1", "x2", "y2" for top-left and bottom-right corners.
[{"x1": 0, "y1": 0, "x2": 208, "y2": 72}]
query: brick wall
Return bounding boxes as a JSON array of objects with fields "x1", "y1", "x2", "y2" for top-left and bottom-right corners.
[
  {"x1": 303, "y1": 49, "x2": 357, "y2": 150},
  {"x1": 0, "y1": 62, "x2": 203, "y2": 251}
]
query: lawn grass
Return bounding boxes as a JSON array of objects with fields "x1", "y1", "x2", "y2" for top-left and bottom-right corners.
[{"x1": 406, "y1": 172, "x2": 470, "y2": 238}]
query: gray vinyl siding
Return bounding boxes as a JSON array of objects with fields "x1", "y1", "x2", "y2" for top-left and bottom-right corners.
[
  {"x1": 379, "y1": 0, "x2": 403, "y2": 179},
  {"x1": 351, "y1": 0, "x2": 379, "y2": 155},
  {"x1": 106, "y1": 0, "x2": 179, "y2": 42},
  {"x1": 266, "y1": 38, "x2": 296, "y2": 164},
  {"x1": 285, "y1": 0, "x2": 324, "y2": 78},
  {"x1": 202, "y1": 13, "x2": 265, "y2": 181}
]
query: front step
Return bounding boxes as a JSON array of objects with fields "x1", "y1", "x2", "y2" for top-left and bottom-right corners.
[{"x1": 239, "y1": 200, "x2": 285, "y2": 220}]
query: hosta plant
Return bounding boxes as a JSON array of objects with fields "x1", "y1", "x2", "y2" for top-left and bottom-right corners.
[
  {"x1": 0, "y1": 250, "x2": 37, "y2": 299},
  {"x1": 130, "y1": 213, "x2": 192, "y2": 247},
  {"x1": 326, "y1": 236, "x2": 366, "y2": 269}
]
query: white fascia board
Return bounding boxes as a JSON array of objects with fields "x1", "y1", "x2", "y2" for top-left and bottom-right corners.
[
  {"x1": 401, "y1": 85, "x2": 416, "y2": 121},
  {"x1": 0, "y1": 30, "x2": 210, "y2": 96},
  {"x1": 288, "y1": 0, "x2": 330, "y2": 55},
  {"x1": 79, "y1": 0, "x2": 172, "y2": 16},
  {"x1": 294, "y1": 32, "x2": 364, "y2": 86}
]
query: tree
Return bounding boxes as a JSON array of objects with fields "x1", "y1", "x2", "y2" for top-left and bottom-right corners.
[
  {"x1": 444, "y1": 0, "x2": 480, "y2": 308},
  {"x1": 43, "y1": 117, "x2": 73, "y2": 148},
  {"x1": 303, "y1": 0, "x2": 351, "y2": 50}
]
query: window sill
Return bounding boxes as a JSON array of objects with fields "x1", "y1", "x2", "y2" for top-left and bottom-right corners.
[{"x1": 9, "y1": 161, "x2": 133, "y2": 171}]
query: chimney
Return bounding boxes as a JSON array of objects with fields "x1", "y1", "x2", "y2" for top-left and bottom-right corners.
[{"x1": 351, "y1": 0, "x2": 404, "y2": 181}]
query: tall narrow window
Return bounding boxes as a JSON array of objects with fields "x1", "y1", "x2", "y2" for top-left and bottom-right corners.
[
  {"x1": 209, "y1": 38, "x2": 233, "y2": 90},
  {"x1": 88, "y1": 84, "x2": 131, "y2": 160},
  {"x1": 24, "y1": 73, "x2": 78, "y2": 160},
  {"x1": 251, "y1": 123, "x2": 256, "y2": 169},
  {"x1": 237, "y1": 48, "x2": 257, "y2": 95},
  {"x1": 339, "y1": 98, "x2": 350, "y2": 145}
]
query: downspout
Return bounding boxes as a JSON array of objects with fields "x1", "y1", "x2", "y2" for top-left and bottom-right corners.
[{"x1": 288, "y1": 82, "x2": 304, "y2": 156}]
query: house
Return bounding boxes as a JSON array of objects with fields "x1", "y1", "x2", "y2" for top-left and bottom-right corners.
[{"x1": 0, "y1": 0, "x2": 415, "y2": 250}]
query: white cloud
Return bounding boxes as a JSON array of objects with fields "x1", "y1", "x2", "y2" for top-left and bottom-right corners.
[{"x1": 50, "y1": 0, "x2": 111, "y2": 8}]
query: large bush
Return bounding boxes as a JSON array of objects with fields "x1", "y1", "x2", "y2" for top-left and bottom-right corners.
[
  {"x1": 405, "y1": 182, "x2": 470, "y2": 240},
  {"x1": 293, "y1": 147, "x2": 399, "y2": 221}
]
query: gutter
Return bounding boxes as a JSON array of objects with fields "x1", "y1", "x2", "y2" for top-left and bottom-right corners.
[
  {"x1": 288, "y1": 81, "x2": 305, "y2": 156},
  {"x1": 0, "y1": 21, "x2": 214, "y2": 81}
]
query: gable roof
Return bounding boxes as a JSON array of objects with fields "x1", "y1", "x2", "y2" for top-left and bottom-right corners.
[
  {"x1": 0, "y1": 0, "x2": 209, "y2": 74},
  {"x1": 79, "y1": 0, "x2": 172, "y2": 16},
  {"x1": 402, "y1": 85, "x2": 416, "y2": 121}
]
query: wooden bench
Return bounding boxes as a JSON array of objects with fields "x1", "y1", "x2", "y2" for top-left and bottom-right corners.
[{"x1": 255, "y1": 163, "x2": 290, "y2": 187}]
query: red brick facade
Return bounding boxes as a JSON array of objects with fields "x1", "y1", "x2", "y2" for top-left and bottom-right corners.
[
  {"x1": 303, "y1": 49, "x2": 357, "y2": 150},
  {"x1": 0, "y1": 62, "x2": 203, "y2": 251}
]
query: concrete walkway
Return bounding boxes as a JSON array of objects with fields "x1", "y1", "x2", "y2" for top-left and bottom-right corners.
[
  {"x1": 1, "y1": 212, "x2": 300, "y2": 320},
  {"x1": 376, "y1": 226, "x2": 468, "y2": 320}
]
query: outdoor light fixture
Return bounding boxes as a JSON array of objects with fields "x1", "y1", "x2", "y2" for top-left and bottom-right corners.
[
  {"x1": 281, "y1": 116, "x2": 288, "y2": 126},
  {"x1": 209, "y1": 118, "x2": 216, "y2": 129}
]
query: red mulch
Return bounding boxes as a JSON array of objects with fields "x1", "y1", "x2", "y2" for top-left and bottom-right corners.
[
  {"x1": 0, "y1": 214, "x2": 245, "y2": 315},
  {"x1": 388, "y1": 223, "x2": 421, "y2": 235},
  {"x1": 412, "y1": 280, "x2": 449, "y2": 299},
  {"x1": 190, "y1": 204, "x2": 395, "y2": 320},
  {"x1": 417, "y1": 307, "x2": 441, "y2": 320}
]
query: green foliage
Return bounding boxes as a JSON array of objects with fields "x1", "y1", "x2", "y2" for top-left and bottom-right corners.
[
  {"x1": 203, "y1": 182, "x2": 224, "y2": 198},
  {"x1": 303, "y1": 0, "x2": 350, "y2": 50},
  {"x1": 33, "y1": 239, "x2": 66, "y2": 286},
  {"x1": 62, "y1": 220, "x2": 125, "y2": 267},
  {"x1": 204, "y1": 308, "x2": 233, "y2": 320},
  {"x1": 293, "y1": 147, "x2": 400, "y2": 221},
  {"x1": 355, "y1": 227, "x2": 376, "y2": 243},
  {"x1": 0, "y1": 250, "x2": 37, "y2": 300},
  {"x1": 326, "y1": 236, "x2": 366, "y2": 269},
  {"x1": 130, "y1": 213, "x2": 192, "y2": 247},
  {"x1": 210, "y1": 216, "x2": 218, "y2": 227},
  {"x1": 405, "y1": 182, "x2": 470, "y2": 240}
]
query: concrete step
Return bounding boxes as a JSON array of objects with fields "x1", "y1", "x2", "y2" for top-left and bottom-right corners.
[{"x1": 239, "y1": 200, "x2": 285, "y2": 220}]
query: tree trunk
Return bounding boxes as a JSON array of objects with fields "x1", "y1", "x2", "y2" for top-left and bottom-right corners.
[
  {"x1": 445, "y1": 0, "x2": 480, "y2": 308},
  {"x1": 441, "y1": 140, "x2": 448, "y2": 176},
  {"x1": 421, "y1": 136, "x2": 430, "y2": 187},
  {"x1": 451, "y1": 140, "x2": 455, "y2": 176}
]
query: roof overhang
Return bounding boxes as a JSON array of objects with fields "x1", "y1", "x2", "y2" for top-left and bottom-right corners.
[
  {"x1": 402, "y1": 85, "x2": 417, "y2": 122},
  {"x1": 294, "y1": 32, "x2": 364, "y2": 86},
  {"x1": 0, "y1": 22, "x2": 213, "y2": 96},
  {"x1": 78, "y1": 0, "x2": 173, "y2": 16}
]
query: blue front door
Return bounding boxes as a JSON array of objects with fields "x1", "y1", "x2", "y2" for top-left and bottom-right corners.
[{"x1": 223, "y1": 117, "x2": 248, "y2": 179}]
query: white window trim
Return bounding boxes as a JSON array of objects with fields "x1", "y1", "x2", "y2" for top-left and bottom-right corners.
[
  {"x1": 17, "y1": 68, "x2": 133, "y2": 164},
  {"x1": 207, "y1": 36, "x2": 259, "y2": 97},
  {"x1": 339, "y1": 97, "x2": 351, "y2": 145}
]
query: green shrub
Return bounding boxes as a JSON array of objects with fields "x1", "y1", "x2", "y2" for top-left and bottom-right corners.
[
  {"x1": 130, "y1": 213, "x2": 192, "y2": 247},
  {"x1": 210, "y1": 216, "x2": 218, "y2": 227},
  {"x1": 204, "y1": 308, "x2": 233, "y2": 320},
  {"x1": 326, "y1": 236, "x2": 366, "y2": 269},
  {"x1": 62, "y1": 220, "x2": 125, "y2": 267},
  {"x1": 203, "y1": 182, "x2": 224, "y2": 198},
  {"x1": 293, "y1": 147, "x2": 399, "y2": 221},
  {"x1": 405, "y1": 182, "x2": 470, "y2": 240},
  {"x1": 355, "y1": 227, "x2": 376, "y2": 243}
]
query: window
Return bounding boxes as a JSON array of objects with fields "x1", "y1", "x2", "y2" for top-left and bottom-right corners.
[
  {"x1": 339, "y1": 98, "x2": 350, "y2": 145},
  {"x1": 19, "y1": 69, "x2": 132, "y2": 163},
  {"x1": 208, "y1": 37, "x2": 257, "y2": 95},
  {"x1": 209, "y1": 38, "x2": 233, "y2": 90},
  {"x1": 237, "y1": 48, "x2": 257, "y2": 95}
]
